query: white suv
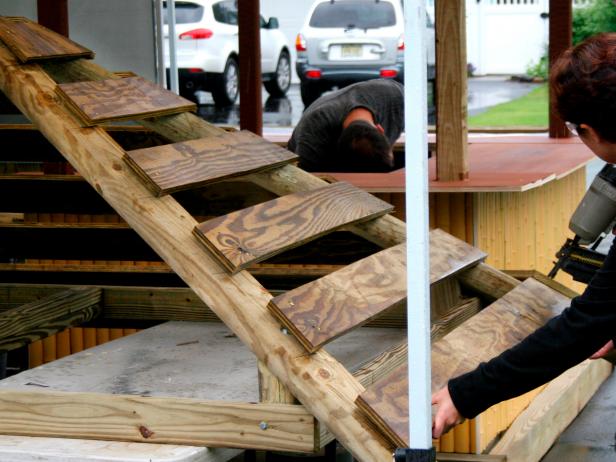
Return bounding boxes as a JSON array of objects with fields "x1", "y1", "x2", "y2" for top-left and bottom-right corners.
[
  {"x1": 164, "y1": 0, "x2": 292, "y2": 106},
  {"x1": 296, "y1": 0, "x2": 435, "y2": 106}
]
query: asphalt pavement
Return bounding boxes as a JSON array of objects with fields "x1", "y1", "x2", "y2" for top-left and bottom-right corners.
[{"x1": 193, "y1": 76, "x2": 541, "y2": 129}]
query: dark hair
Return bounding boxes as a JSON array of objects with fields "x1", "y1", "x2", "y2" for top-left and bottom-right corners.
[
  {"x1": 551, "y1": 32, "x2": 616, "y2": 142},
  {"x1": 336, "y1": 120, "x2": 394, "y2": 172}
]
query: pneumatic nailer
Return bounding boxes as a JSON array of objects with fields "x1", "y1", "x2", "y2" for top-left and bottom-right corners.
[{"x1": 549, "y1": 164, "x2": 616, "y2": 284}]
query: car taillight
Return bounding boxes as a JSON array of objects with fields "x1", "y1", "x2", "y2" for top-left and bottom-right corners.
[
  {"x1": 305, "y1": 69, "x2": 322, "y2": 79},
  {"x1": 296, "y1": 33, "x2": 307, "y2": 52},
  {"x1": 188, "y1": 68, "x2": 204, "y2": 73},
  {"x1": 179, "y1": 28, "x2": 213, "y2": 40},
  {"x1": 380, "y1": 69, "x2": 398, "y2": 78},
  {"x1": 397, "y1": 35, "x2": 405, "y2": 50}
]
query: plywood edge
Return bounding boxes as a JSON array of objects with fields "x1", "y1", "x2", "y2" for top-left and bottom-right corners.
[
  {"x1": 0, "y1": 390, "x2": 317, "y2": 453},
  {"x1": 489, "y1": 359, "x2": 612, "y2": 462}
]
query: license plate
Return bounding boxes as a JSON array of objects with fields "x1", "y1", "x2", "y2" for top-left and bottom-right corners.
[{"x1": 341, "y1": 44, "x2": 363, "y2": 58}]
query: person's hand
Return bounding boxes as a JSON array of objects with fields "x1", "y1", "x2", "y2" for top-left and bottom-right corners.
[
  {"x1": 431, "y1": 386, "x2": 464, "y2": 439},
  {"x1": 590, "y1": 340, "x2": 614, "y2": 359}
]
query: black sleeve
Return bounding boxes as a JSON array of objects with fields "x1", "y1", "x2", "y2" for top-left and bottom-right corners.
[{"x1": 448, "y1": 239, "x2": 616, "y2": 419}]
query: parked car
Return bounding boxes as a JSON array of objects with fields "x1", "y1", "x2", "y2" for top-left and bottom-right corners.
[
  {"x1": 295, "y1": 0, "x2": 436, "y2": 107},
  {"x1": 163, "y1": 0, "x2": 292, "y2": 106}
]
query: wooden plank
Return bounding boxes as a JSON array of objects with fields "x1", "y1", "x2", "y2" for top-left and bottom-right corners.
[
  {"x1": 457, "y1": 263, "x2": 520, "y2": 301},
  {"x1": 269, "y1": 244, "x2": 406, "y2": 352},
  {"x1": 194, "y1": 182, "x2": 393, "y2": 273},
  {"x1": 436, "y1": 454, "x2": 505, "y2": 462},
  {"x1": 269, "y1": 233, "x2": 483, "y2": 353},
  {"x1": 0, "y1": 287, "x2": 101, "y2": 352},
  {"x1": 56, "y1": 76, "x2": 196, "y2": 125},
  {"x1": 0, "y1": 390, "x2": 316, "y2": 452},
  {"x1": 435, "y1": 0, "x2": 468, "y2": 181},
  {"x1": 356, "y1": 278, "x2": 571, "y2": 447},
  {"x1": 0, "y1": 17, "x2": 93, "y2": 63},
  {"x1": 125, "y1": 130, "x2": 297, "y2": 196},
  {"x1": 490, "y1": 359, "x2": 612, "y2": 462}
]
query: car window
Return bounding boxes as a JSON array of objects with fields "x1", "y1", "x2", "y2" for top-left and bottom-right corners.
[
  {"x1": 309, "y1": 1, "x2": 396, "y2": 29},
  {"x1": 162, "y1": 1, "x2": 204, "y2": 24},
  {"x1": 213, "y1": 0, "x2": 239, "y2": 25}
]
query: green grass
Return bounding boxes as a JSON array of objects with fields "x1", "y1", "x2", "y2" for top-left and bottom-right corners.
[{"x1": 468, "y1": 84, "x2": 548, "y2": 127}]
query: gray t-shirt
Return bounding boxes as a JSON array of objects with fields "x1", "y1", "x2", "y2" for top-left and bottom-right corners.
[{"x1": 288, "y1": 79, "x2": 404, "y2": 171}]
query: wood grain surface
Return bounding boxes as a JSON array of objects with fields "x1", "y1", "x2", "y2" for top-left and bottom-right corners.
[
  {"x1": 56, "y1": 76, "x2": 195, "y2": 125},
  {"x1": 269, "y1": 230, "x2": 484, "y2": 353},
  {"x1": 194, "y1": 182, "x2": 393, "y2": 273},
  {"x1": 0, "y1": 17, "x2": 93, "y2": 63},
  {"x1": 0, "y1": 390, "x2": 315, "y2": 452},
  {"x1": 356, "y1": 278, "x2": 571, "y2": 447},
  {"x1": 0, "y1": 287, "x2": 101, "y2": 352},
  {"x1": 125, "y1": 130, "x2": 298, "y2": 196}
]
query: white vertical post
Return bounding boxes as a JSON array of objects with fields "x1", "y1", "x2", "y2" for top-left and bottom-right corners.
[
  {"x1": 404, "y1": 0, "x2": 432, "y2": 450},
  {"x1": 166, "y1": 0, "x2": 179, "y2": 94},
  {"x1": 153, "y1": 0, "x2": 166, "y2": 88}
]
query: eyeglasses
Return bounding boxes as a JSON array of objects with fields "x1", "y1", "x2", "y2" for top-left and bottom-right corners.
[{"x1": 565, "y1": 121, "x2": 579, "y2": 136}]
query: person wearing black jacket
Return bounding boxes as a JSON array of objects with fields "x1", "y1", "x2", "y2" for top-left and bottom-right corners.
[{"x1": 432, "y1": 32, "x2": 616, "y2": 438}]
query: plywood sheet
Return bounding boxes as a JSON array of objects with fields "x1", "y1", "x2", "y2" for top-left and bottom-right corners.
[
  {"x1": 356, "y1": 278, "x2": 571, "y2": 447},
  {"x1": 0, "y1": 17, "x2": 94, "y2": 63},
  {"x1": 269, "y1": 230, "x2": 484, "y2": 353},
  {"x1": 56, "y1": 76, "x2": 195, "y2": 125},
  {"x1": 125, "y1": 130, "x2": 298, "y2": 196},
  {"x1": 194, "y1": 182, "x2": 393, "y2": 273}
]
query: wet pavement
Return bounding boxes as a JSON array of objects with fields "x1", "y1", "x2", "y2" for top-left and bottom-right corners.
[{"x1": 194, "y1": 76, "x2": 542, "y2": 129}]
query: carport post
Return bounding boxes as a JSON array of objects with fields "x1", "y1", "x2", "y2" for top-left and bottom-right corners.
[
  {"x1": 401, "y1": 0, "x2": 434, "y2": 460},
  {"x1": 166, "y1": 0, "x2": 180, "y2": 94}
]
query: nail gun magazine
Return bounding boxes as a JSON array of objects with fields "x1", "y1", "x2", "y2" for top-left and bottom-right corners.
[{"x1": 549, "y1": 164, "x2": 616, "y2": 284}]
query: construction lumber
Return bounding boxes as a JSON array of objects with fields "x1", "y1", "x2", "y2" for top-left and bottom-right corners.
[
  {"x1": 269, "y1": 244, "x2": 406, "y2": 352},
  {"x1": 436, "y1": 455, "x2": 505, "y2": 462},
  {"x1": 356, "y1": 278, "x2": 571, "y2": 447},
  {"x1": 194, "y1": 182, "x2": 393, "y2": 273},
  {"x1": 125, "y1": 130, "x2": 298, "y2": 196},
  {"x1": 56, "y1": 76, "x2": 196, "y2": 125},
  {"x1": 0, "y1": 390, "x2": 315, "y2": 452},
  {"x1": 458, "y1": 263, "x2": 520, "y2": 301},
  {"x1": 430, "y1": 297, "x2": 481, "y2": 341},
  {"x1": 435, "y1": 0, "x2": 468, "y2": 181},
  {"x1": 0, "y1": 17, "x2": 93, "y2": 63},
  {"x1": 489, "y1": 359, "x2": 612, "y2": 462},
  {"x1": 0, "y1": 287, "x2": 101, "y2": 352},
  {"x1": 428, "y1": 229, "x2": 486, "y2": 282}
]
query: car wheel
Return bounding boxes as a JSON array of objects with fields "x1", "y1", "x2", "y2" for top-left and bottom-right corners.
[
  {"x1": 212, "y1": 57, "x2": 239, "y2": 107},
  {"x1": 264, "y1": 51, "x2": 291, "y2": 97},
  {"x1": 300, "y1": 81, "x2": 322, "y2": 108}
]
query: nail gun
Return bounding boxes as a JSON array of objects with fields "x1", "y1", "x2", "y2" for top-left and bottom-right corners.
[{"x1": 548, "y1": 164, "x2": 616, "y2": 283}]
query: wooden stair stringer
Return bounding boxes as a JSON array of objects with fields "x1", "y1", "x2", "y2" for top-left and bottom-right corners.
[{"x1": 0, "y1": 25, "x2": 520, "y2": 461}]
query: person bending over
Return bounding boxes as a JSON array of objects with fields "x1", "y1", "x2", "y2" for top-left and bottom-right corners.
[
  {"x1": 432, "y1": 32, "x2": 616, "y2": 439},
  {"x1": 288, "y1": 79, "x2": 404, "y2": 172}
]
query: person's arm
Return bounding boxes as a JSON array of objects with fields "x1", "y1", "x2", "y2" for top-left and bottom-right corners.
[{"x1": 433, "y1": 239, "x2": 616, "y2": 436}]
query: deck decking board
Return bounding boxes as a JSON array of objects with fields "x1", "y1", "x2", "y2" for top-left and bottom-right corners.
[
  {"x1": 0, "y1": 17, "x2": 94, "y2": 63},
  {"x1": 56, "y1": 76, "x2": 195, "y2": 125},
  {"x1": 194, "y1": 182, "x2": 393, "y2": 273},
  {"x1": 125, "y1": 130, "x2": 298, "y2": 196}
]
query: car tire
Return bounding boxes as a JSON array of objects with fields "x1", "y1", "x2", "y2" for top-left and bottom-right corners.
[
  {"x1": 212, "y1": 57, "x2": 239, "y2": 107},
  {"x1": 264, "y1": 51, "x2": 291, "y2": 97},
  {"x1": 300, "y1": 81, "x2": 322, "y2": 108}
]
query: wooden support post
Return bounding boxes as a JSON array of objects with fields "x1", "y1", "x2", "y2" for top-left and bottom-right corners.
[
  {"x1": 238, "y1": 0, "x2": 262, "y2": 136},
  {"x1": 548, "y1": 0, "x2": 572, "y2": 138},
  {"x1": 258, "y1": 360, "x2": 296, "y2": 404},
  {"x1": 0, "y1": 287, "x2": 101, "y2": 352},
  {"x1": 435, "y1": 0, "x2": 469, "y2": 181},
  {"x1": 37, "y1": 0, "x2": 69, "y2": 37}
]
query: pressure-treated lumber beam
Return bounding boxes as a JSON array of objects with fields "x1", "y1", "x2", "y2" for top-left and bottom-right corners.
[
  {"x1": 0, "y1": 287, "x2": 100, "y2": 352},
  {"x1": 490, "y1": 359, "x2": 612, "y2": 462},
  {"x1": 0, "y1": 390, "x2": 315, "y2": 452},
  {"x1": 37, "y1": 0, "x2": 69, "y2": 37},
  {"x1": 548, "y1": 0, "x2": 572, "y2": 139},
  {"x1": 0, "y1": 47, "x2": 391, "y2": 462}
]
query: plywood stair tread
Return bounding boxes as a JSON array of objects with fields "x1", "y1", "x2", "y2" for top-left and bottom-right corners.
[
  {"x1": 268, "y1": 231, "x2": 485, "y2": 353},
  {"x1": 356, "y1": 277, "x2": 571, "y2": 447},
  {"x1": 124, "y1": 130, "x2": 298, "y2": 196},
  {"x1": 193, "y1": 181, "x2": 393, "y2": 273},
  {"x1": 0, "y1": 16, "x2": 94, "y2": 63},
  {"x1": 55, "y1": 76, "x2": 195, "y2": 126}
]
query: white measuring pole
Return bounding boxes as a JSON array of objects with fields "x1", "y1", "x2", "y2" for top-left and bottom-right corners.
[
  {"x1": 404, "y1": 0, "x2": 432, "y2": 450},
  {"x1": 166, "y1": 0, "x2": 179, "y2": 94}
]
